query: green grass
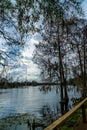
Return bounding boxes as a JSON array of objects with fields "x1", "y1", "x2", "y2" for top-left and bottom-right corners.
[{"x1": 60, "y1": 105, "x2": 87, "y2": 130}]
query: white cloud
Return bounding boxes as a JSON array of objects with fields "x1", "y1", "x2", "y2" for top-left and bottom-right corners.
[
  {"x1": 8, "y1": 36, "x2": 41, "y2": 81},
  {"x1": 0, "y1": 38, "x2": 8, "y2": 52},
  {"x1": 0, "y1": 34, "x2": 41, "y2": 82},
  {"x1": 21, "y1": 37, "x2": 39, "y2": 58},
  {"x1": 82, "y1": 0, "x2": 87, "y2": 19}
]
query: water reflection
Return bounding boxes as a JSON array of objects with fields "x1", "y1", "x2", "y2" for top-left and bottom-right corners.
[
  {"x1": 39, "y1": 85, "x2": 82, "y2": 117},
  {"x1": 0, "y1": 85, "x2": 82, "y2": 119}
]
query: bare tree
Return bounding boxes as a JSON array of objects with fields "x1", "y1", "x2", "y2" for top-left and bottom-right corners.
[
  {"x1": 66, "y1": 18, "x2": 87, "y2": 96},
  {"x1": 34, "y1": 0, "x2": 84, "y2": 114}
]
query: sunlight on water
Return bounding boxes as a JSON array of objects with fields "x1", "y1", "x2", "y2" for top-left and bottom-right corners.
[{"x1": 0, "y1": 86, "x2": 82, "y2": 119}]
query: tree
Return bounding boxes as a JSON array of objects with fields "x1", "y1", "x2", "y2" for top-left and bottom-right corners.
[
  {"x1": 66, "y1": 17, "x2": 87, "y2": 96},
  {"x1": 34, "y1": 0, "x2": 85, "y2": 114},
  {"x1": 0, "y1": 0, "x2": 40, "y2": 78},
  {"x1": 0, "y1": 0, "x2": 40, "y2": 45}
]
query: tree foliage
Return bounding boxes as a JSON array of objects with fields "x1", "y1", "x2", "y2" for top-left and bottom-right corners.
[
  {"x1": 34, "y1": 0, "x2": 87, "y2": 99},
  {"x1": 0, "y1": 0, "x2": 40, "y2": 78}
]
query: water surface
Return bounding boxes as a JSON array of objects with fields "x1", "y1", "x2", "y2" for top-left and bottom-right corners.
[{"x1": 0, "y1": 85, "x2": 82, "y2": 119}]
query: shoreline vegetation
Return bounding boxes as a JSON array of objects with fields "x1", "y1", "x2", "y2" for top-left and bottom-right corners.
[
  {"x1": 0, "y1": 81, "x2": 61, "y2": 89},
  {"x1": 0, "y1": 74, "x2": 87, "y2": 88},
  {"x1": 0, "y1": 77, "x2": 85, "y2": 89},
  {"x1": 0, "y1": 81, "x2": 85, "y2": 89},
  {"x1": 0, "y1": 80, "x2": 71, "y2": 88},
  {"x1": 0, "y1": 113, "x2": 45, "y2": 130},
  {"x1": 0, "y1": 82, "x2": 76, "y2": 89}
]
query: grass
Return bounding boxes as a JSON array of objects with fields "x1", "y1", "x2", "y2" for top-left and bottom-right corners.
[{"x1": 60, "y1": 105, "x2": 87, "y2": 130}]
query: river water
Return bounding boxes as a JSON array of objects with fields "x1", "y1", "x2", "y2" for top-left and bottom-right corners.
[{"x1": 0, "y1": 85, "x2": 82, "y2": 119}]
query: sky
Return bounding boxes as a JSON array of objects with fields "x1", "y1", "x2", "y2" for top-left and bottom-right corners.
[
  {"x1": 6, "y1": 36, "x2": 42, "y2": 82},
  {"x1": 82, "y1": 0, "x2": 87, "y2": 18},
  {"x1": 0, "y1": 0, "x2": 87, "y2": 82}
]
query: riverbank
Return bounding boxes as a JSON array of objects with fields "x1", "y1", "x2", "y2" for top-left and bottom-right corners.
[{"x1": 0, "y1": 82, "x2": 61, "y2": 89}]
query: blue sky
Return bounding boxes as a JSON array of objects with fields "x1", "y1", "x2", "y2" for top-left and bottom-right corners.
[
  {"x1": 82, "y1": 0, "x2": 87, "y2": 18},
  {"x1": 0, "y1": 0, "x2": 87, "y2": 82},
  {"x1": 6, "y1": 36, "x2": 41, "y2": 82}
]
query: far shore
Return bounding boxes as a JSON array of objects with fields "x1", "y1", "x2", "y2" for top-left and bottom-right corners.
[
  {"x1": 0, "y1": 82, "x2": 60, "y2": 89},
  {"x1": 0, "y1": 81, "x2": 76, "y2": 89}
]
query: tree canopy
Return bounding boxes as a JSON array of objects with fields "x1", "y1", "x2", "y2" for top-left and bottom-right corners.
[
  {"x1": 0, "y1": 0, "x2": 40, "y2": 78},
  {"x1": 0, "y1": 0, "x2": 87, "y2": 88},
  {"x1": 34, "y1": 0, "x2": 87, "y2": 98}
]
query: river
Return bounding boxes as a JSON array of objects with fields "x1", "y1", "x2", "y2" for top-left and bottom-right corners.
[{"x1": 0, "y1": 85, "x2": 82, "y2": 119}]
